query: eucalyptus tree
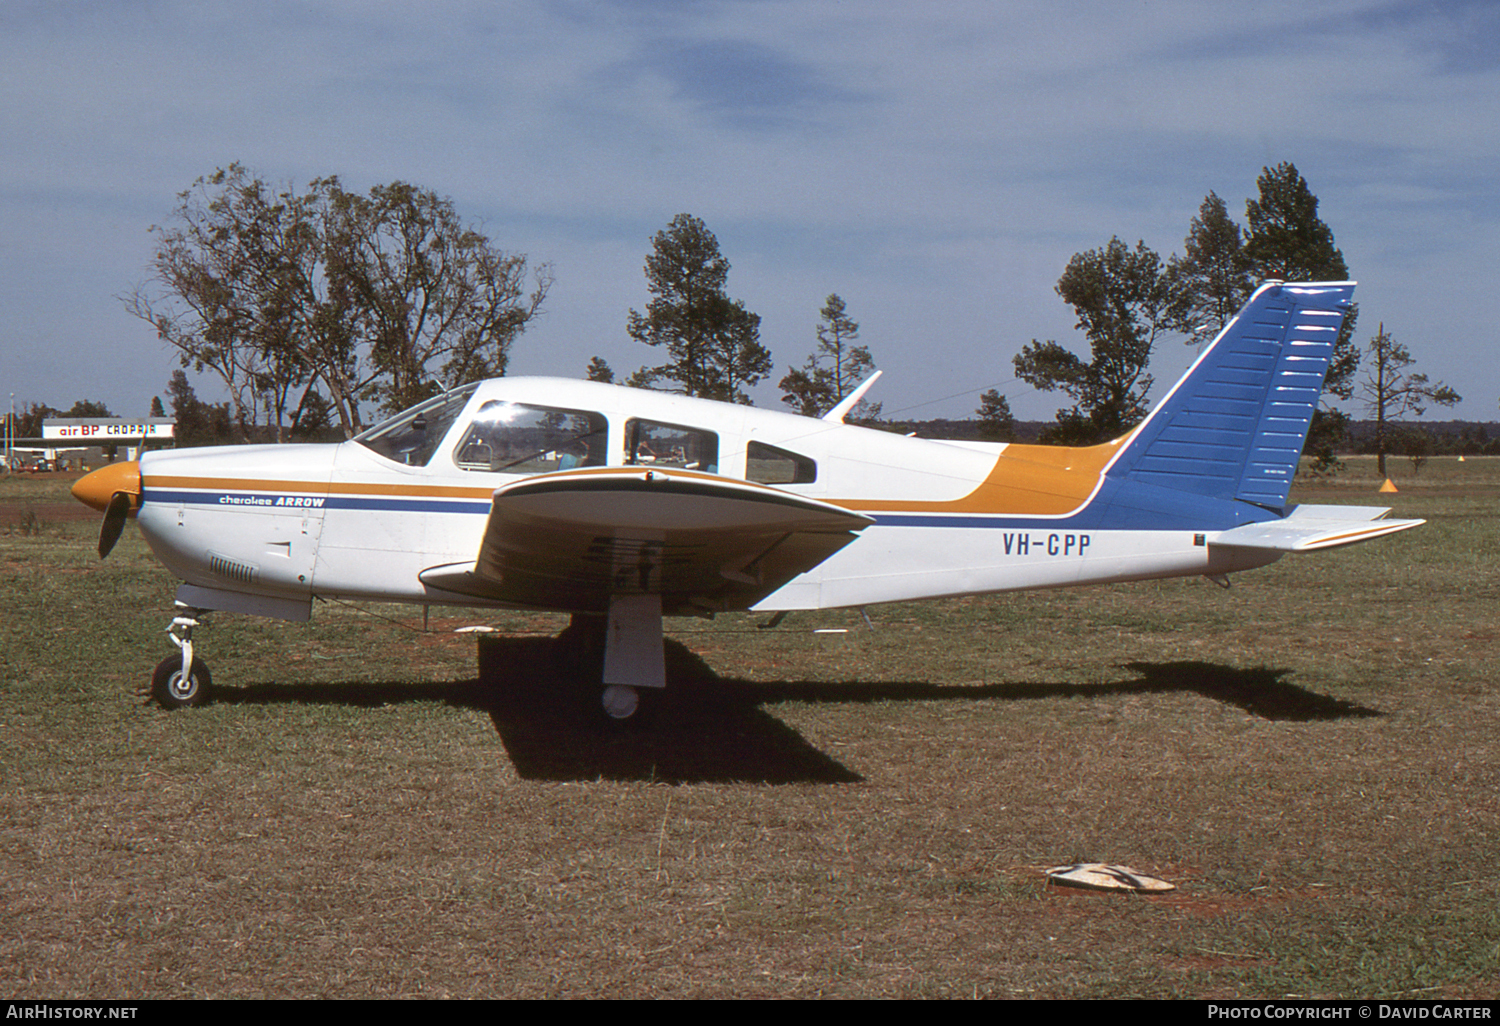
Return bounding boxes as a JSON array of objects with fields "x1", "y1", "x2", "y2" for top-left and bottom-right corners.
[
  {"x1": 1014, "y1": 237, "x2": 1183, "y2": 444},
  {"x1": 127, "y1": 164, "x2": 551, "y2": 439}
]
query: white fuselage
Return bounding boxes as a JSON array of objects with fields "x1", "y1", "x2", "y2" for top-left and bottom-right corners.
[{"x1": 134, "y1": 377, "x2": 1277, "y2": 621}]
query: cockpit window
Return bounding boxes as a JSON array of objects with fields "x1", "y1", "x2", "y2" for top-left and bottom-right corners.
[
  {"x1": 625, "y1": 419, "x2": 718, "y2": 473},
  {"x1": 452, "y1": 401, "x2": 607, "y2": 474},
  {"x1": 353, "y1": 383, "x2": 480, "y2": 466}
]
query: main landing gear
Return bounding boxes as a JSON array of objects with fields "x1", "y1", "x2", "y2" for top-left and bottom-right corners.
[
  {"x1": 150, "y1": 606, "x2": 212, "y2": 709},
  {"x1": 549, "y1": 597, "x2": 666, "y2": 725}
]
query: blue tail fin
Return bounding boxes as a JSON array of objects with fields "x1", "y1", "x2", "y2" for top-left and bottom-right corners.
[{"x1": 1108, "y1": 281, "x2": 1355, "y2": 509}]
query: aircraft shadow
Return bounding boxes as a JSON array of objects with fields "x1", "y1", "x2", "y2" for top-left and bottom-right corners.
[
  {"x1": 476, "y1": 637, "x2": 864, "y2": 784},
  {"x1": 217, "y1": 644, "x2": 1378, "y2": 784},
  {"x1": 219, "y1": 638, "x2": 863, "y2": 785},
  {"x1": 749, "y1": 660, "x2": 1383, "y2": 724}
]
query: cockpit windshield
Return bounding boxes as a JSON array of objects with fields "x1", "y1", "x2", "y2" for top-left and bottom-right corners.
[{"x1": 353, "y1": 383, "x2": 481, "y2": 466}]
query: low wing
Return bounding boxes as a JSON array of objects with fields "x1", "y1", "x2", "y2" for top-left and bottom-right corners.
[
  {"x1": 419, "y1": 467, "x2": 873, "y2": 614},
  {"x1": 1213, "y1": 504, "x2": 1424, "y2": 553}
]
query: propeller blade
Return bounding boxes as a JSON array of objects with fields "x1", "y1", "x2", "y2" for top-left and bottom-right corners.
[{"x1": 98, "y1": 491, "x2": 131, "y2": 558}]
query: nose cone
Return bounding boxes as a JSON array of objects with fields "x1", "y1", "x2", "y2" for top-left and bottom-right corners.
[{"x1": 71, "y1": 461, "x2": 141, "y2": 513}]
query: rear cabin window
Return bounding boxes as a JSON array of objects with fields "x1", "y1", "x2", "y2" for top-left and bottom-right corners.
[
  {"x1": 452, "y1": 401, "x2": 607, "y2": 474},
  {"x1": 626, "y1": 419, "x2": 718, "y2": 474},
  {"x1": 746, "y1": 441, "x2": 816, "y2": 485}
]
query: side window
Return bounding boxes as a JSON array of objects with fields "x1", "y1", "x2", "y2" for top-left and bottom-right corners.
[
  {"x1": 746, "y1": 441, "x2": 816, "y2": 485},
  {"x1": 453, "y1": 402, "x2": 607, "y2": 474},
  {"x1": 626, "y1": 419, "x2": 718, "y2": 474}
]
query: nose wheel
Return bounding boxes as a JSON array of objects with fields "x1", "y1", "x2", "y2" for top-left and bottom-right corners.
[
  {"x1": 151, "y1": 653, "x2": 212, "y2": 709},
  {"x1": 150, "y1": 607, "x2": 213, "y2": 709}
]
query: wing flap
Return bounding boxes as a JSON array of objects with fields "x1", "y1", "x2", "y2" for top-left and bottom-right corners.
[
  {"x1": 420, "y1": 467, "x2": 872, "y2": 613},
  {"x1": 1213, "y1": 504, "x2": 1424, "y2": 553}
]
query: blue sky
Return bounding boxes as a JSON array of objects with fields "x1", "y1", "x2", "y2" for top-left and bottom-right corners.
[{"x1": 3, "y1": 0, "x2": 1496, "y2": 425}]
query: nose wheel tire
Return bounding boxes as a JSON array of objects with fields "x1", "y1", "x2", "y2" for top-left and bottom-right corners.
[{"x1": 151, "y1": 654, "x2": 213, "y2": 710}]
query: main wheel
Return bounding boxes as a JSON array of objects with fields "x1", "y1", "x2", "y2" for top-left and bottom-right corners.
[
  {"x1": 601, "y1": 684, "x2": 640, "y2": 720},
  {"x1": 594, "y1": 682, "x2": 662, "y2": 729},
  {"x1": 151, "y1": 654, "x2": 213, "y2": 710}
]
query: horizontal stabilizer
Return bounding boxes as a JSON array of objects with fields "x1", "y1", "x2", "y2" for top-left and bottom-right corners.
[{"x1": 1212, "y1": 504, "x2": 1423, "y2": 553}]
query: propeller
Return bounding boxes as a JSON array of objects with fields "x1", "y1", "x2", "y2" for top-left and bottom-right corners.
[
  {"x1": 71, "y1": 461, "x2": 142, "y2": 559},
  {"x1": 98, "y1": 491, "x2": 132, "y2": 558}
]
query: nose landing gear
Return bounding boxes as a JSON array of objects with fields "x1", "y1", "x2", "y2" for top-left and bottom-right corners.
[{"x1": 150, "y1": 606, "x2": 212, "y2": 709}]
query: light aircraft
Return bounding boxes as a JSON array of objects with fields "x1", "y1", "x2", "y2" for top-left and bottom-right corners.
[{"x1": 74, "y1": 280, "x2": 1420, "y2": 721}]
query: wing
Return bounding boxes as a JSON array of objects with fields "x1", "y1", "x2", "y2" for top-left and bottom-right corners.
[
  {"x1": 1213, "y1": 504, "x2": 1424, "y2": 553},
  {"x1": 419, "y1": 467, "x2": 873, "y2": 614}
]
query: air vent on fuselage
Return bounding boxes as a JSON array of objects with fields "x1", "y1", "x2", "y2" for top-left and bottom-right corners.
[{"x1": 207, "y1": 552, "x2": 258, "y2": 585}]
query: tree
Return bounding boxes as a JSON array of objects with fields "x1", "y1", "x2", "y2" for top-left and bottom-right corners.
[
  {"x1": 322, "y1": 179, "x2": 551, "y2": 415},
  {"x1": 585, "y1": 356, "x2": 615, "y2": 383},
  {"x1": 166, "y1": 370, "x2": 234, "y2": 446},
  {"x1": 1357, "y1": 324, "x2": 1460, "y2": 478},
  {"x1": 1014, "y1": 238, "x2": 1182, "y2": 444},
  {"x1": 1401, "y1": 426, "x2": 1433, "y2": 476},
  {"x1": 1244, "y1": 162, "x2": 1359, "y2": 395},
  {"x1": 976, "y1": 389, "x2": 1015, "y2": 441},
  {"x1": 15, "y1": 402, "x2": 57, "y2": 439},
  {"x1": 626, "y1": 214, "x2": 772, "y2": 404},
  {"x1": 779, "y1": 294, "x2": 879, "y2": 419},
  {"x1": 127, "y1": 164, "x2": 551, "y2": 440},
  {"x1": 1245, "y1": 163, "x2": 1348, "y2": 283},
  {"x1": 1243, "y1": 163, "x2": 1361, "y2": 468},
  {"x1": 1168, "y1": 191, "x2": 1254, "y2": 341}
]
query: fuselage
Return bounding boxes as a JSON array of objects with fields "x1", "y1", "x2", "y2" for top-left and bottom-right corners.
[{"x1": 118, "y1": 376, "x2": 1284, "y2": 620}]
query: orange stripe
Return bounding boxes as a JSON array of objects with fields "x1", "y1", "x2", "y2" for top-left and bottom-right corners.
[
  {"x1": 838, "y1": 436, "x2": 1128, "y2": 516},
  {"x1": 149, "y1": 475, "x2": 495, "y2": 500}
]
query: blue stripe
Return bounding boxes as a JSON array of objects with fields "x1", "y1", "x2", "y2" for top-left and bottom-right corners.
[
  {"x1": 327, "y1": 496, "x2": 491, "y2": 514},
  {"x1": 144, "y1": 489, "x2": 491, "y2": 515}
]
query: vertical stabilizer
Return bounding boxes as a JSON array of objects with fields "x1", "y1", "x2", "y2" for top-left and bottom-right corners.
[{"x1": 1108, "y1": 281, "x2": 1355, "y2": 508}]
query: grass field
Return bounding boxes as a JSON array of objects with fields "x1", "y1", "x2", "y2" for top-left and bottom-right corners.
[{"x1": 2, "y1": 457, "x2": 1498, "y2": 998}]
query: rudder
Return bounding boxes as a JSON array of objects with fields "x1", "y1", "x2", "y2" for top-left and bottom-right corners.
[{"x1": 1107, "y1": 281, "x2": 1355, "y2": 508}]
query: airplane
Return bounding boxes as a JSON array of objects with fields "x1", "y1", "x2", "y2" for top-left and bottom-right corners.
[{"x1": 73, "y1": 280, "x2": 1421, "y2": 722}]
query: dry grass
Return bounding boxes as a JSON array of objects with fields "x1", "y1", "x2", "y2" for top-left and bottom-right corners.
[{"x1": 2, "y1": 460, "x2": 1499, "y2": 998}]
